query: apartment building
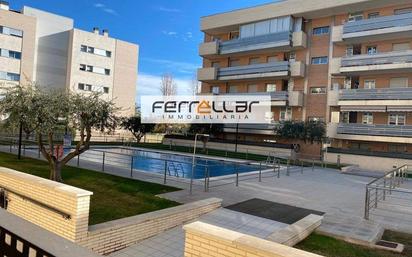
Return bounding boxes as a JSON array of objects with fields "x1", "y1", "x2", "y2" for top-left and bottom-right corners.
[
  {"x1": 0, "y1": 1, "x2": 138, "y2": 116},
  {"x1": 198, "y1": 0, "x2": 412, "y2": 156}
]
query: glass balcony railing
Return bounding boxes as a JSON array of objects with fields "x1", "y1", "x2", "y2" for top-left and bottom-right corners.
[
  {"x1": 340, "y1": 87, "x2": 412, "y2": 100},
  {"x1": 341, "y1": 50, "x2": 412, "y2": 67},
  {"x1": 218, "y1": 61, "x2": 289, "y2": 79},
  {"x1": 337, "y1": 123, "x2": 412, "y2": 137},
  {"x1": 343, "y1": 12, "x2": 412, "y2": 34}
]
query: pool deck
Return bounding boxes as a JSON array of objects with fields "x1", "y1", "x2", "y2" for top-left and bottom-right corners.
[{"x1": 2, "y1": 145, "x2": 412, "y2": 250}]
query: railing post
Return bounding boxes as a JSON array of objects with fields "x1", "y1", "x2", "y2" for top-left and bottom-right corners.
[
  {"x1": 374, "y1": 188, "x2": 378, "y2": 208},
  {"x1": 287, "y1": 159, "x2": 290, "y2": 176},
  {"x1": 102, "y1": 152, "x2": 105, "y2": 171},
  {"x1": 277, "y1": 159, "x2": 280, "y2": 178},
  {"x1": 383, "y1": 178, "x2": 386, "y2": 201},
  {"x1": 337, "y1": 155, "x2": 341, "y2": 169},
  {"x1": 301, "y1": 160, "x2": 304, "y2": 174},
  {"x1": 77, "y1": 154, "x2": 80, "y2": 167},
  {"x1": 235, "y1": 164, "x2": 239, "y2": 187},
  {"x1": 130, "y1": 156, "x2": 134, "y2": 178},
  {"x1": 364, "y1": 187, "x2": 370, "y2": 220},
  {"x1": 164, "y1": 160, "x2": 167, "y2": 184},
  {"x1": 204, "y1": 166, "x2": 208, "y2": 192},
  {"x1": 389, "y1": 174, "x2": 393, "y2": 195},
  {"x1": 312, "y1": 159, "x2": 315, "y2": 171},
  {"x1": 259, "y1": 162, "x2": 262, "y2": 182},
  {"x1": 38, "y1": 148, "x2": 41, "y2": 159}
]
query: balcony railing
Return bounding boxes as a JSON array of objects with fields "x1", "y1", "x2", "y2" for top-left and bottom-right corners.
[
  {"x1": 340, "y1": 87, "x2": 412, "y2": 100},
  {"x1": 341, "y1": 50, "x2": 412, "y2": 67},
  {"x1": 218, "y1": 61, "x2": 289, "y2": 79},
  {"x1": 343, "y1": 12, "x2": 412, "y2": 34},
  {"x1": 225, "y1": 91, "x2": 288, "y2": 101},
  {"x1": 219, "y1": 31, "x2": 291, "y2": 55},
  {"x1": 223, "y1": 123, "x2": 278, "y2": 135},
  {"x1": 337, "y1": 123, "x2": 412, "y2": 137}
]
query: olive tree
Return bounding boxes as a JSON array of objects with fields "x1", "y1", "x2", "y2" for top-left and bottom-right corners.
[
  {"x1": 0, "y1": 85, "x2": 118, "y2": 181},
  {"x1": 121, "y1": 115, "x2": 155, "y2": 143}
]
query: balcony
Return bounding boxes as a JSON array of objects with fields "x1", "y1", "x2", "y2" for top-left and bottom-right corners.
[
  {"x1": 199, "y1": 31, "x2": 307, "y2": 57},
  {"x1": 223, "y1": 123, "x2": 278, "y2": 135},
  {"x1": 340, "y1": 88, "x2": 412, "y2": 101},
  {"x1": 332, "y1": 50, "x2": 412, "y2": 75},
  {"x1": 332, "y1": 12, "x2": 412, "y2": 43},
  {"x1": 337, "y1": 123, "x2": 412, "y2": 138},
  {"x1": 222, "y1": 91, "x2": 303, "y2": 107},
  {"x1": 198, "y1": 61, "x2": 305, "y2": 82}
]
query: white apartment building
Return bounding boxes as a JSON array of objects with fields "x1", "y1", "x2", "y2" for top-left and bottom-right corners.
[{"x1": 0, "y1": 1, "x2": 138, "y2": 116}]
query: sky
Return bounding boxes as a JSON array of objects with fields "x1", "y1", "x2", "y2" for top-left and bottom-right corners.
[{"x1": 11, "y1": 0, "x2": 277, "y2": 104}]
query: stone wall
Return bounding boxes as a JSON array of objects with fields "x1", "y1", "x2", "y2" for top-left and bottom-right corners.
[
  {"x1": 0, "y1": 167, "x2": 92, "y2": 242},
  {"x1": 183, "y1": 221, "x2": 324, "y2": 257},
  {"x1": 79, "y1": 198, "x2": 222, "y2": 255}
]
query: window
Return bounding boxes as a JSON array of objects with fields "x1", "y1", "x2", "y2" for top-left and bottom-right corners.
[
  {"x1": 341, "y1": 112, "x2": 350, "y2": 123},
  {"x1": 105, "y1": 69, "x2": 110, "y2": 75},
  {"x1": 240, "y1": 16, "x2": 291, "y2": 38},
  {"x1": 80, "y1": 44, "x2": 111, "y2": 57},
  {"x1": 367, "y1": 46, "x2": 377, "y2": 55},
  {"x1": 310, "y1": 87, "x2": 326, "y2": 94},
  {"x1": 388, "y1": 144, "x2": 407, "y2": 153},
  {"x1": 288, "y1": 52, "x2": 296, "y2": 61},
  {"x1": 85, "y1": 84, "x2": 92, "y2": 91},
  {"x1": 266, "y1": 84, "x2": 276, "y2": 92},
  {"x1": 80, "y1": 45, "x2": 87, "y2": 52},
  {"x1": 229, "y1": 59, "x2": 240, "y2": 67},
  {"x1": 211, "y1": 62, "x2": 220, "y2": 68},
  {"x1": 78, "y1": 83, "x2": 85, "y2": 90},
  {"x1": 249, "y1": 57, "x2": 260, "y2": 65},
  {"x1": 267, "y1": 56, "x2": 279, "y2": 63},
  {"x1": 362, "y1": 112, "x2": 373, "y2": 125},
  {"x1": 368, "y1": 12, "x2": 380, "y2": 19},
  {"x1": 364, "y1": 80, "x2": 376, "y2": 89},
  {"x1": 247, "y1": 84, "x2": 258, "y2": 93},
  {"x1": 80, "y1": 64, "x2": 86, "y2": 71},
  {"x1": 348, "y1": 12, "x2": 363, "y2": 22},
  {"x1": 313, "y1": 26, "x2": 330, "y2": 35},
  {"x1": 280, "y1": 107, "x2": 292, "y2": 122},
  {"x1": 395, "y1": 8, "x2": 412, "y2": 15},
  {"x1": 0, "y1": 71, "x2": 20, "y2": 81},
  {"x1": 346, "y1": 46, "x2": 354, "y2": 57},
  {"x1": 390, "y1": 77, "x2": 408, "y2": 88},
  {"x1": 389, "y1": 113, "x2": 406, "y2": 125},
  {"x1": 103, "y1": 87, "x2": 109, "y2": 94},
  {"x1": 311, "y1": 56, "x2": 328, "y2": 65},
  {"x1": 80, "y1": 64, "x2": 110, "y2": 75},
  {"x1": 228, "y1": 85, "x2": 237, "y2": 93},
  {"x1": 211, "y1": 86, "x2": 220, "y2": 94},
  {"x1": 0, "y1": 26, "x2": 23, "y2": 37},
  {"x1": 0, "y1": 49, "x2": 21, "y2": 60},
  {"x1": 229, "y1": 31, "x2": 239, "y2": 40},
  {"x1": 393, "y1": 43, "x2": 410, "y2": 51},
  {"x1": 86, "y1": 65, "x2": 93, "y2": 72}
]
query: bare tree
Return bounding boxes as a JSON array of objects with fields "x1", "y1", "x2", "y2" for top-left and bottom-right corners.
[
  {"x1": 189, "y1": 74, "x2": 200, "y2": 96},
  {"x1": 160, "y1": 73, "x2": 177, "y2": 96}
]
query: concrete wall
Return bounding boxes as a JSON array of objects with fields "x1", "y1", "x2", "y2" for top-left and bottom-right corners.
[
  {"x1": 78, "y1": 198, "x2": 222, "y2": 255},
  {"x1": 325, "y1": 152, "x2": 412, "y2": 171},
  {"x1": 183, "y1": 221, "x2": 324, "y2": 257},
  {"x1": 23, "y1": 6, "x2": 73, "y2": 89},
  {"x1": 0, "y1": 167, "x2": 92, "y2": 242}
]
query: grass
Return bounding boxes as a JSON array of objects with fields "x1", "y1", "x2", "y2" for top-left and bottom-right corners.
[
  {"x1": 0, "y1": 152, "x2": 181, "y2": 225},
  {"x1": 295, "y1": 231, "x2": 412, "y2": 257}
]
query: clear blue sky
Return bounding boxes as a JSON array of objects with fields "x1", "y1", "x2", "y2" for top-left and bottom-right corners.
[{"x1": 11, "y1": 0, "x2": 276, "y2": 101}]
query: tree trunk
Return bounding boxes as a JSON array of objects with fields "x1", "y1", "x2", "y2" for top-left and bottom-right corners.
[{"x1": 49, "y1": 160, "x2": 63, "y2": 182}]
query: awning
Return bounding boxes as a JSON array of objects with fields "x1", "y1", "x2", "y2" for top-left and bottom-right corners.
[
  {"x1": 387, "y1": 106, "x2": 412, "y2": 112},
  {"x1": 340, "y1": 106, "x2": 386, "y2": 112}
]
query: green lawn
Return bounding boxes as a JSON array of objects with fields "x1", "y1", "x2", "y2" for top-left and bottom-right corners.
[
  {"x1": 296, "y1": 231, "x2": 412, "y2": 257},
  {"x1": 0, "y1": 152, "x2": 180, "y2": 225}
]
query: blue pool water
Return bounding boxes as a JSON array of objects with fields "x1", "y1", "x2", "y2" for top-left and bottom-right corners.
[{"x1": 103, "y1": 148, "x2": 260, "y2": 179}]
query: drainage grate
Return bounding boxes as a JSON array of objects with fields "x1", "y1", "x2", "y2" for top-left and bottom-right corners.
[
  {"x1": 376, "y1": 240, "x2": 399, "y2": 249},
  {"x1": 225, "y1": 198, "x2": 324, "y2": 224}
]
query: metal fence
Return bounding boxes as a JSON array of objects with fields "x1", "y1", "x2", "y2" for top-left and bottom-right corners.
[{"x1": 364, "y1": 165, "x2": 410, "y2": 220}]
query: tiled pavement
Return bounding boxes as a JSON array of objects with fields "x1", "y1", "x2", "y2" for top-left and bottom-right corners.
[{"x1": 109, "y1": 208, "x2": 288, "y2": 257}]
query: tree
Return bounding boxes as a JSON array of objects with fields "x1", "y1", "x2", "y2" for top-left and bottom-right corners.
[
  {"x1": 189, "y1": 74, "x2": 200, "y2": 96},
  {"x1": 160, "y1": 73, "x2": 177, "y2": 96},
  {"x1": 189, "y1": 124, "x2": 223, "y2": 151},
  {"x1": 274, "y1": 120, "x2": 325, "y2": 144},
  {"x1": 121, "y1": 115, "x2": 155, "y2": 143},
  {"x1": 0, "y1": 85, "x2": 118, "y2": 181}
]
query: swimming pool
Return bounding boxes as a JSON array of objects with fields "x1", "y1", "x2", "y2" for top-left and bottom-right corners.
[{"x1": 89, "y1": 147, "x2": 260, "y2": 179}]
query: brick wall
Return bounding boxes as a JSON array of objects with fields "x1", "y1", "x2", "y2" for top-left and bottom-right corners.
[
  {"x1": 78, "y1": 198, "x2": 222, "y2": 255},
  {"x1": 0, "y1": 167, "x2": 92, "y2": 242},
  {"x1": 183, "y1": 221, "x2": 324, "y2": 257}
]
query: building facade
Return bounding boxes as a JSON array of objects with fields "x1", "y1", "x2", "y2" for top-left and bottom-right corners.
[
  {"x1": 198, "y1": 0, "x2": 412, "y2": 156},
  {"x1": 0, "y1": 2, "x2": 138, "y2": 116}
]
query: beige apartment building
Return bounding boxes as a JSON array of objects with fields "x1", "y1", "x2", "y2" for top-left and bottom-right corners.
[
  {"x1": 0, "y1": 1, "x2": 138, "y2": 117},
  {"x1": 198, "y1": 0, "x2": 412, "y2": 157}
]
